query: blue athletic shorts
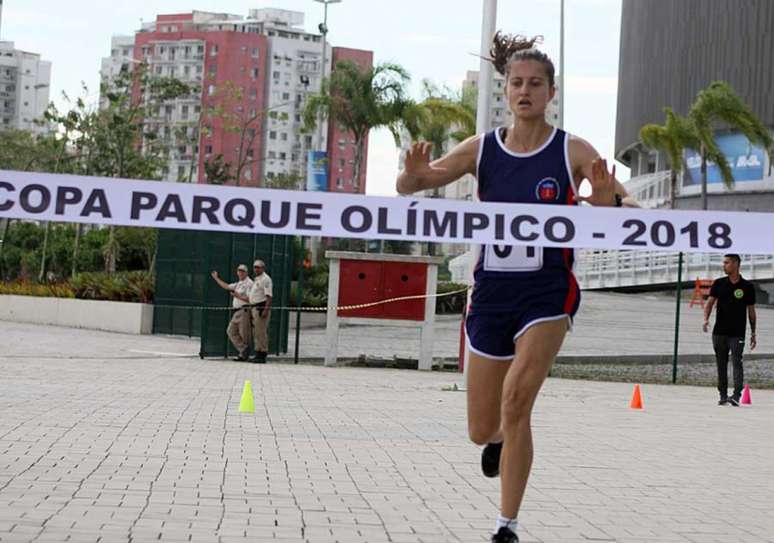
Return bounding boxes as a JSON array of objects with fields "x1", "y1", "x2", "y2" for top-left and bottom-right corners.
[{"x1": 465, "y1": 281, "x2": 580, "y2": 360}]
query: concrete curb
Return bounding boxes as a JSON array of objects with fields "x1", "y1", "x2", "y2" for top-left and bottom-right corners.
[{"x1": 234, "y1": 352, "x2": 774, "y2": 370}]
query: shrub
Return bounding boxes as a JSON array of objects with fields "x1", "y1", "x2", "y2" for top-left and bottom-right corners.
[
  {"x1": 0, "y1": 271, "x2": 155, "y2": 304},
  {"x1": 435, "y1": 282, "x2": 469, "y2": 314}
]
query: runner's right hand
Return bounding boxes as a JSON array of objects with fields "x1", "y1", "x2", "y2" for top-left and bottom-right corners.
[{"x1": 404, "y1": 142, "x2": 446, "y2": 180}]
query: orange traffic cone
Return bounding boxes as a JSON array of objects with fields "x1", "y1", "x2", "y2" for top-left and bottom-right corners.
[{"x1": 630, "y1": 384, "x2": 643, "y2": 409}]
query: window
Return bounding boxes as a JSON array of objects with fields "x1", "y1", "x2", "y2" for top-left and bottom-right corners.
[
  {"x1": 282, "y1": 92, "x2": 290, "y2": 100},
  {"x1": 251, "y1": 68, "x2": 259, "y2": 79},
  {"x1": 205, "y1": 145, "x2": 213, "y2": 155},
  {"x1": 252, "y1": 47, "x2": 260, "y2": 58},
  {"x1": 249, "y1": 88, "x2": 257, "y2": 100},
  {"x1": 210, "y1": 44, "x2": 219, "y2": 56},
  {"x1": 273, "y1": 71, "x2": 280, "y2": 80},
  {"x1": 269, "y1": 131, "x2": 277, "y2": 140},
  {"x1": 208, "y1": 85, "x2": 216, "y2": 96},
  {"x1": 336, "y1": 178, "x2": 343, "y2": 188},
  {"x1": 279, "y1": 152, "x2": 286, "y2": 160},
  {"x1": 247, "y1": 149, "x2": 254, "y2": 159},
  {"x1": 338, "y1": 159, "x2": 345, "y2": 170},
  {"x1": 280, "y1": 132, "x2": 288, "y2": 141},
  {"x1": 208, "y1": 64, "x2": 217, "y2": 76},
  {"x1": 268, "y1": 151, "x2": 276, "y2": 159}
]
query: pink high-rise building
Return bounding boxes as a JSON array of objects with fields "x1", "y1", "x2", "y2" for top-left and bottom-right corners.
[
  {"x1": 101, "y1": 9, "x2": 373, "y2": 193},
  {"x1": 325, "y1": 47, "x2": 372, "y2": 194}
]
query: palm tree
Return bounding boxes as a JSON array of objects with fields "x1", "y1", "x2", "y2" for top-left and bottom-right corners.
[
  {"x1": 303, "y1": 61, "x2": 413, "y2": 188},
  {"x1": 639, "y1": 108, "x2": 698, "y2": 209},
  {"x1": 403, "y1": 80, "x2": 476, "y2": 162},
  {"x1": 688, "y1": 81, "x2": 773, "y2": 210},
  {"x1": 401, "y1": 81, "x2": 476, "y2": 255}
]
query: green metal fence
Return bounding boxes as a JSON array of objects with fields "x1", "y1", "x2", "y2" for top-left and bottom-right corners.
[{"x1": 154, "y1": 229, "x2": 292, "y2": 358}]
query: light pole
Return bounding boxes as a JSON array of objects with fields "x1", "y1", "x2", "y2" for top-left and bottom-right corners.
[
  {"x1": 313, "y1": 0, "x2": 341, "y2": 153},
  {"x1": 559, "y1": 0, "x2": 565, "y2": 129},
  {"x1": 294, "y1": 1, "x2": 341, "y2": 364},
  {"x1": 461, "y1": 0, "x2": 497, "y2": 378}
]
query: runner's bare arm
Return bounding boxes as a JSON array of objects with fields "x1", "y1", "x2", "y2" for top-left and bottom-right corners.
[
  {"x1": 396, "y1": 136, "x2": 481, "y2": 195},
  {"x1": 568, "y1": 136, "x2": 640, "y2": 208}
]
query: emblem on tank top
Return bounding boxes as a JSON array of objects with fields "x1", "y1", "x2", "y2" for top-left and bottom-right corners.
[
  {"x1": 734, "y1": 288, "x2": 744, "y2": 299},
  {"x1": 535, "y1": 177, "x2": 561, "y2": 202}
]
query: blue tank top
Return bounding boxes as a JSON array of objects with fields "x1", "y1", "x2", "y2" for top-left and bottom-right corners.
[{"x1": 471, "y1": 126, "x2": 579, "y2": 313}]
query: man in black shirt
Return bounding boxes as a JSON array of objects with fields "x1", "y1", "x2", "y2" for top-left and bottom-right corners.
[{"x1": 703, "y1": 254, "x2": 757, "y2": 406}]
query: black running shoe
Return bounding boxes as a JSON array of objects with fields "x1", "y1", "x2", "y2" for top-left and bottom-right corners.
[
  {"x1": 718, "y1": 398, "x2": 728, "y2": 406},
  {"x1": 728, "y1": 397, "x2": 740, "y2": 407},
  {"x1": 491, "y1": 526, "x2": 519, "y2": 542},
  {"x1": 481, "y1": 442, "x2": 503, "y2": 478}
]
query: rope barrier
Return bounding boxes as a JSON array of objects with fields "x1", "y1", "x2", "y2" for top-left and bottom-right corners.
[{"x1": 153, "y1": 286, "x2": 471, "y2": 313}]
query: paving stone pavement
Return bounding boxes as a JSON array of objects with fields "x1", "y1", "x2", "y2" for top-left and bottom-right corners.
[{"x1": 2, "y1": 323, "x2": 774, "y2": 542}]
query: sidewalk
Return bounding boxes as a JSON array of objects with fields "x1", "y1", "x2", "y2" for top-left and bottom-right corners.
[{"x1": 1, "y1": 323, "x2": 773, "y2": 542}]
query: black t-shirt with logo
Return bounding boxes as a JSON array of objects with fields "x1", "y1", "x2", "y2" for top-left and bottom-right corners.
[{"x1": 710, "y1": 276, "x2": 756, "y2": 337}]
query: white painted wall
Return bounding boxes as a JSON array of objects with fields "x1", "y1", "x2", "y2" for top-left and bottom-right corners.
[{"x1": 0, "y1": 296, "x2": 154, "y2": 335}]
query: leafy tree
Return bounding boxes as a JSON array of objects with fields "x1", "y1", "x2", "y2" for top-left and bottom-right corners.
[
  {"x1": 92, "y1": 64, "x2": 195, "y2": 270},
  {"x1": 639, "y1": 108, "x2": 698, "y2": 208},
  {"x1": 403, "y1": 80, "x2": 476, "y2": 159},
  {"x1": 303, "y1": 60, "x2": 413, "y2": 188},
  {"x1": 688, "y1": 81, "x2": 772, "y2": 209},
  {"x1": 264, "y1": 171, "x2": 303, "y2": 190}
]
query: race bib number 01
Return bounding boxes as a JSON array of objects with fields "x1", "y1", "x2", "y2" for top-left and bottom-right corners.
[{"x1": 484, "y1": 244, "x2": 543, "y2": 272}]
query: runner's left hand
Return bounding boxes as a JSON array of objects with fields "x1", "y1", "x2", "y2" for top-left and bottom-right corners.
[{"x1": 575, "y1": 158, "x2": 618, "y2": 207}]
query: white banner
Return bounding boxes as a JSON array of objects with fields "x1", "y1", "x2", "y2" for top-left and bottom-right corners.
[{"x1": 1, "y1": 169, "x2": 773, "y2": 254}]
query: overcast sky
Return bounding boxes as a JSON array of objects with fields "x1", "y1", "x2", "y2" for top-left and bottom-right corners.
[{"x1": 1, "y1": 0, "x2": 626, "y2": 194}]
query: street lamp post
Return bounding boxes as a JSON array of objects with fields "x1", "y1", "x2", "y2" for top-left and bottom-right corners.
[
  {"x1": 293, "y1": 0, "x2": 341, "y2": 365},
  {"x1": 313, "y1": 0, "x2": 341, "y2": 154},
  {"x1": 559, "y1": 0, "x2": 565, "y2": 129}
]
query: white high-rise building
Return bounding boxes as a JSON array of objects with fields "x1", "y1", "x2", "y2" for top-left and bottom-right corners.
[
  {"x1": 0, "y1": 40, "x2": 52, "y2": 134},
  {"x1": 247, "y1": 8, "x2": 328, "y2": 182}
]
